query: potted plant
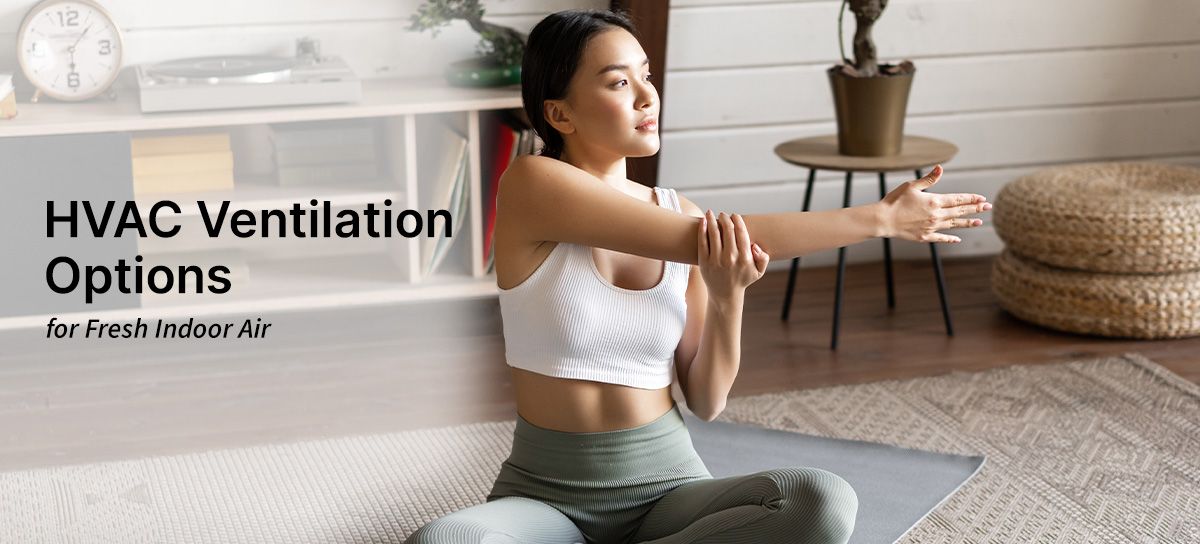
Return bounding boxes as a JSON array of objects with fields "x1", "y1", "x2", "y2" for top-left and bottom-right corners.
[
  {"x1": 827, "y1": 0, "x2": 916, "y2": 156},
  {"x1": 407, "y1": 0, "x2": 527, "y2": 87}
]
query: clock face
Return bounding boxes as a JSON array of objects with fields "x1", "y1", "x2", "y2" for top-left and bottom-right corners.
[{"x1": 17, "y1": 0, "x2": 123, "y2": 101}]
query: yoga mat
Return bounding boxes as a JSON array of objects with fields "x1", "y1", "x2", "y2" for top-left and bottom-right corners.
[
  {"x1": 682, "y1": 409, "x2": 984, "y2": 544},
  {"x1": 0, "y1": 408, "x2": 981, "y2": 544}
]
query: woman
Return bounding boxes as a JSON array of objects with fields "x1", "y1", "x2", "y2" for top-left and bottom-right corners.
[{"x1": 405, "y1": 9, "x2": 989, "y2": 544}]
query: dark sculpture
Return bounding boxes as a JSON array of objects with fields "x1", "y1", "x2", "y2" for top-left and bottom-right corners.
[{"x1": 838, "y1": 0, "x2": 913, "y2": 78}]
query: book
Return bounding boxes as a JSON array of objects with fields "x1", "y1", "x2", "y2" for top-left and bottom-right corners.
[
  {"x1": 519, "y1": 128, "x2": 535, "y2": 155},
  {"x1": 480, "y1": 119, "x2": 538, "y2": 275},
  {"x1": 133, "y1": 170, "x2": 234, "y2": 194},
  {"x1": 131, "y1": 151, "x2": 233, "y2": 178},
  {"x1": 530, "y1": 130, "x2": 545, "y2": 155},
  {"x1": 268, "y1": 119, "x2": 377, "y2": 149},
  {"x1": 514, "y1": 129, "x2": 527, "y2": 157},
  {"x1": 268, "y1": 119, "x2": 381, "y2": 185},
  {"x1": 427, "y1": 150, "x2": 469, "y2": 276},
  {"x1": 275, "y1": 162, "x2": 379, "y2": 186},
  {"x1": 131, "y1": 132, "x2": 230, "y2": 156},
  {"x1": 480, "y1": 109, "x2": 518, "y2": 260},
  {"x1": 421, "y1": 120, "x2": 468, "y2": 277},
  {"x1": 482, "y1": 114, "x2": 519, "y2": 262},
  {"x1": 272, "y1": 144, "x2": 377, "y2": 167}
]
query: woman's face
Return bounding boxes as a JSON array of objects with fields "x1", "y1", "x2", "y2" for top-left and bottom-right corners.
[{"x1": 551, "y1": 28, "x2": 660, "y2": 159}]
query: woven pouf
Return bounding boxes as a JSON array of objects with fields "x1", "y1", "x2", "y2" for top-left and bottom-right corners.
[
  {"x1": 993, "y1": 162, "x2": 1200, "y2": 274},
  {"x1": 991, "y1": 249, "x2": 1200, "y2": 339}
]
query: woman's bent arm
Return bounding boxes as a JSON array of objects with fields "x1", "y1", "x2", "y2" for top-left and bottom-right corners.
[
  {"x1": 500, "y1": 155, "x2": 978, "y2": 263},
  {"x1": 684, "y1": 285, "x2": 744, "y2": 421}
]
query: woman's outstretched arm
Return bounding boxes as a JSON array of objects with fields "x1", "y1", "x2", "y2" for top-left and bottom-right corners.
[{"x1": 499, "y1": 157, "x2": 987, "y2": 263}]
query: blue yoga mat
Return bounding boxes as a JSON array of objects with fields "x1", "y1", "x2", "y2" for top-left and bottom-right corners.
[{"x1": 683, "y1": 412, "x2": 985, "y2": 544}]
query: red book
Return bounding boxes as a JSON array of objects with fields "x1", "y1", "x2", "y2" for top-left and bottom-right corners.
[{"x1": 483, "y1": 117, "x2": 518, "y2": 261}]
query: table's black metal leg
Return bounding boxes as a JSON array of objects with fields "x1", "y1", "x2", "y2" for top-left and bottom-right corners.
[
  {"x1": 831, "y1": 171, "x2": 853, "y2": 350},
  {"x1": 781, "y1": 168, "x2": 817, "y2": 321},
  {"x1": 879, "y1": 172, "x2": 895, "y2": 310},
  {"x1": 916, "y1": 168, "x2": 954, "y2": 336}
]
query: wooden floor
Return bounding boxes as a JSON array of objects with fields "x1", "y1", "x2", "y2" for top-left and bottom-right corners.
[{"x1": 1, "y1": 254, "x2": 1196, "y2": 472}]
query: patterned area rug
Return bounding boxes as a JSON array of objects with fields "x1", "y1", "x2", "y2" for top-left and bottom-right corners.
[
  {"x1": 0, "y1": 353, "x2": 1194, "y2": 543},
  {"x1": 717, "y1": 352, "x2": 1199, "y2": 543}
]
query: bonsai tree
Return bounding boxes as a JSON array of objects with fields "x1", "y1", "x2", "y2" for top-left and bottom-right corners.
[
  {"x1": 407, "y1": 0, "x2": 527, "y2": 67},
  {"x1": 836, "y1": 0, "x2": 913, "y2": 77}
]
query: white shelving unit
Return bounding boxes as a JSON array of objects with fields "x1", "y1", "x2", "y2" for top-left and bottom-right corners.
[{"x1": 0, "y1": 76, "x2": 520, "y2": 330}]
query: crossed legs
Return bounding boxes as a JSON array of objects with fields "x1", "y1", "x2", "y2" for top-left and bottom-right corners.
[{"x1": 404, "y1": 466, "x2": 857, "y2": 544}]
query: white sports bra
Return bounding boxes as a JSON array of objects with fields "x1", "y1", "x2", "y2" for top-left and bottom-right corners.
[{"x1": 497, "y1": 186, "x2": 689, "y2": 390}]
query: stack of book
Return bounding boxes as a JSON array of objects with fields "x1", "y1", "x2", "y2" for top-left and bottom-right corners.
[
  {"x1": 131, "y1": 131, "x2": 234, "y2": 195},
  {"x1": 481, "y1": 109, "x2": 541, "y2": 274},
  {"x1": 422, "y1": 120, "x2": 469, "y2": 278},
  {"x1": 269, "y1": 119, "x2": 380, "y2": 186}
]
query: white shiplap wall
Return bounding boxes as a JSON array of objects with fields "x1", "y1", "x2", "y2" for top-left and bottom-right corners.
[
  {"x1": 0, "y1": 0, "x2": 605, "y2": 79},
  {"x1": 660, "y1": 0, "x2": 1200, "y2": 269}
]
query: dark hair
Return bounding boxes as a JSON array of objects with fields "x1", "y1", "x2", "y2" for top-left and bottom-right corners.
[{"x1": 521, "y1": 9, "x2": 637, "y2": 160}]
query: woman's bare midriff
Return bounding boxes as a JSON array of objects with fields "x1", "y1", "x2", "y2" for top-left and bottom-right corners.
[{"x1": 512, "y1": 367, "x2": 676, "y2": 432}]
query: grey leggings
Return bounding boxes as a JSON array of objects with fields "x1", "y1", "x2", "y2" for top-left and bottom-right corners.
[{"x1": 403, "y1": 403, "x2": 858, "y2": 544}]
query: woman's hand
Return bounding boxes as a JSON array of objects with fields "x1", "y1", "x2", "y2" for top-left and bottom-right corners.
[
  {"x1": 877, "y1": 165, "x2": 992, "y2": 243},
  {"x1": 698, "y1": 210, "x2": 770, "y2": 301}
]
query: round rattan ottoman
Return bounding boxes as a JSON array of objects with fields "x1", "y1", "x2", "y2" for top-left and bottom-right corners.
[
  {"x1": 991, "y1": 250, "x2": 1200, "y2": 339},
  {"x1": 990, "y1": 162, "x2": 1200, "y2": 339},
  {"x1": 993, "y1": 162, "x2": 1200, "y2": 274}
]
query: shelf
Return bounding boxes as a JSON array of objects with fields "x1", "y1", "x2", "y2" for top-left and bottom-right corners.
[
  {"x1": 0, "y1": 76, "x2": 522, "y2": 138},
  {"x1": 134, "y1": 177, "x2": 403, "y2": 217},
  {"x1": 1, "y1": 79, "x2": 514, "y2": 330},
  {"x1": 0, "y1": 252, "x2": 499, "y2": 330}
]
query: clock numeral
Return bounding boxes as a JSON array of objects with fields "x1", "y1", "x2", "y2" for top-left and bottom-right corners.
[
  {"x1": 99, "y1": 39, "x2": 111, "y2": 55},
  {"x1": 67, "y1": 72, "x2": 80, "y2": 88},
  {"x1": 56, "y1": 9, "x2": 79, "y2": 27}
]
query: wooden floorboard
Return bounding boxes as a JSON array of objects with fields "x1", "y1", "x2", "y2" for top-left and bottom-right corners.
[{"x1": 0, "y1": 254, "x2": 1195, "y2": 472}]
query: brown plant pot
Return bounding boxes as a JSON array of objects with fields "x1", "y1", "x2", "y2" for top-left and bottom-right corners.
[{"x1": 827, "y1": 65, "x2": 915, "y2": 157}]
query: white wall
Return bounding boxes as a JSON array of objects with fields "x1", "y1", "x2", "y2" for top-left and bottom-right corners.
[
  {"x1": 3, "y1": 0, "x2": 1195, "y2": 270},
  {"x1": 0, "y1": 0, "x2": 605, "y2": 79},
  {"x1": 660, "y1": 0, "x2": 1200, "y2": 269}
]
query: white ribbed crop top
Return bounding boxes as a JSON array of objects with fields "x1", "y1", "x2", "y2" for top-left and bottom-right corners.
[{"x1": 497, "y1": 186, "x2": 689, "y2": 390}]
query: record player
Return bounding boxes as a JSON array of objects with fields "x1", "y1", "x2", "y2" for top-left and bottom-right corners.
[{"x1": 136, "y1": 38, "x2": 362, "y2": 113}]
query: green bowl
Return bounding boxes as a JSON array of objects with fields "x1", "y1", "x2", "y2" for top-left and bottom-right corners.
[{"x1": 444, "y1": 57, "x2": 522, "y2": 88}]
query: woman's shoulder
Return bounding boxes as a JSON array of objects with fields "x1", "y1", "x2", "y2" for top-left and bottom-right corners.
[
  {"x1": 510, "y1": 153, "x2": 551, "y2": 170},
  {"x1": 673, "y1": 190, "x2": 704, "y2": 218},
  {"x1": 499, "y1": 155, "x2": 571, "y2": 216},
  {"x1": 505, "y1": 154, "x2": 565, "y2": 181},
  {"x1": 499, "y1": 155, "x2": 569, "y2": 204}
]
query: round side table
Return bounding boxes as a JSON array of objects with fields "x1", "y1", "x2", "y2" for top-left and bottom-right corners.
[{"x1": 773, "y1": 134, "x2": 960, "y2": 350}]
